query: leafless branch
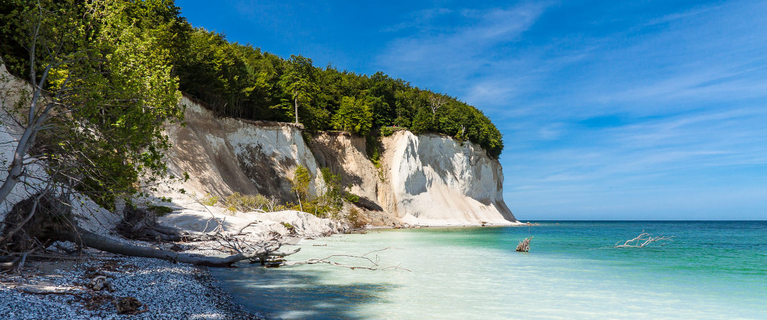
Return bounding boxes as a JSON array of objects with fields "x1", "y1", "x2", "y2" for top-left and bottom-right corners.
[
  {"x1": 615, "y1": 231, "x2": 674, "y2": 248},
  {"x1": 284, "y1": 247, "x2": 411, "y2": 271}
]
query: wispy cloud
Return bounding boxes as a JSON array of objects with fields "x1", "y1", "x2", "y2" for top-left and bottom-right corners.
[{"x1": 376, "y1": 3, "x2": 548, "y2": 90}]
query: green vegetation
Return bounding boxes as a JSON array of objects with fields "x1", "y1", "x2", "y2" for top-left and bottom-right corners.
[
  {"x1": 0, "y1": 0, "x2": 184, "y2": 209},
  {"x1": 347, "y1": 207, "x2": 365, "y2": 230},
  {"x1": 281, "y1": 222, "x2": 295, "y2": 233},
  {"x1": 147, "y1": 205, "x2": 175, "y2": 217},
  {"x1": 331, "y1": 96, "x2": 374, "y2": 135},
  {"x1": 291, "y1": 165, "x2": 312, "y2": 212},
  {"x1": 288, "y1": 166, "x2": 347, "y2": 218},
  {"x1": 224, "y1": 192, "x2": 275, "y2": 213},
  {"x1": 0, "y1": 0, "x2": 504, "y2": 159},
  {"x1": 200, "y1": 194, "x2": 220, "y2": 206}
]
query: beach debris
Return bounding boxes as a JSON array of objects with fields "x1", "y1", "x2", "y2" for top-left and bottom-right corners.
[
  {"x1": 116, "y1": 296, "x2": 146, "y2": 315},
  {"x1": 284, "y1": 247, "x2": 411, "y2": 271},
  {"x1": 615, "y1": 231, "x2": 674, "y2": 248},
  {"x1": 88, "y1": 275, "x2": 114, "y2": 292},
  {"x1": 516, "y1": 237, "x2": 533, "y2": 252}
]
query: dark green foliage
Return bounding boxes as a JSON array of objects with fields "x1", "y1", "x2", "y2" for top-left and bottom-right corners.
[
  {"x1": 289, "y1": 166, "x2": 347, "y2": 218},
  {"x1": 345, "y1": 193, "x2": 360, "y2": 204},
  {"x1": 365, "y1": 133, "x2": 382, "y2": 167},
  {"x1": 1, "y1": 0, "x2": 184, "y2": 209}
]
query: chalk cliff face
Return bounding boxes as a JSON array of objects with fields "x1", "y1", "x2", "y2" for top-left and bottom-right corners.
[
  {"x1": 164, "y1": 97, "x2": 324, "y2": 203},
  {"x1": 381, "y1": 131, "x2": 517, "y2": 226},
  {"x1": 163, "y1": 97, "x2": 518, "y2": 226}
]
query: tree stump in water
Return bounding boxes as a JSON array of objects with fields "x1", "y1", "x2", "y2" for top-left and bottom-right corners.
[{"x1": 516, "y1": 237, "x2": 533, "y2": 252}]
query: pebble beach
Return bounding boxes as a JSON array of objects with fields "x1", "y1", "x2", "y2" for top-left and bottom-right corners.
[{"x1": 0, "y1": 253, "x2": 263, "y2": 319}]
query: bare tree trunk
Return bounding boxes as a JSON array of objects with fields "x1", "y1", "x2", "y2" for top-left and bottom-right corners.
[
  {"x1": 60, "y1": 227, "x2": 299, "y2": 267},
  {"x1": 0, "y1": 17, "x2": 57, "y2": 206},
  {"x1": 296, "y1": 190, "x2": 303, "y2": 212},
  {"x1": 294, "y1": 91, "x2": 299, "y2": 124}
]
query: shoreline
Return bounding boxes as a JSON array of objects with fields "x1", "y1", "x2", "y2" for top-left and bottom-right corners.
[{"x1": 1, "y1": 212, "x2": 524, "y2": 319}]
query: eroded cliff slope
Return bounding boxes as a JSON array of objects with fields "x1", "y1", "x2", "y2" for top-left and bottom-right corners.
[{"x1": 164, "y1": 97, "x2": 518, "y2": 226}]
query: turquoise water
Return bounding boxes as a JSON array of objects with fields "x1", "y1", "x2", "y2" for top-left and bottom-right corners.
[{"x1": 211, "y1": 221, "x2": 767, "y2": 319}]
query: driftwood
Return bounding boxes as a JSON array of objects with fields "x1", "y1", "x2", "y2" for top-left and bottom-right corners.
[
  {"x1": 615, "y1": 231, "x2": 674, "y2": 248},
  {"x1": 284, "y1": 247, "x2": 410, "y2": 271},
  {"x1": 516, "y1": 237, "x2": 533, "y2": 252},
  {"x1": 1, "y1": 193, "x2": 299, "y2": 268},
  {"x1": 62, "y1": 227, "x2": 300, "y2": 267},
  {"x1": 0, "y1": 252, "x2": 30, "y2": 271}
]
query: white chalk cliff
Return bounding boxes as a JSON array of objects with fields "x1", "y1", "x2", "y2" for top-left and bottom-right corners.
[
  {"x1": 164, "y1": 97, "x2": 519, "y2": 227},
  {"x1": 382, "y1": 131, "x2": 517, "y2": 226}
]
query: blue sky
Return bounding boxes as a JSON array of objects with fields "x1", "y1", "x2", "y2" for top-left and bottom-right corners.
[{"x1": 176, "y1": 0, "x2": 767, "y2": 220}]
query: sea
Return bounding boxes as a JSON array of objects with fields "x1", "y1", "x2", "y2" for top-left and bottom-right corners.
[{"x1": 210, "y1": 221, "x2": 767, "y2": 319}]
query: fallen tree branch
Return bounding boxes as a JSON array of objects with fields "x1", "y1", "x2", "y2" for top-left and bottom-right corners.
[
  {"x1": 116, "y1": 205, "x2": 215, "y2": 242},
  {"x1": 615, "y1": 231, "x2": 674, "y2": 248},
  {"x1": 283, "y1": 247, "x2": 410, "y2": 271},
  {"x1": 60, "y1": 227, "x2": 300, "y2": 267}
]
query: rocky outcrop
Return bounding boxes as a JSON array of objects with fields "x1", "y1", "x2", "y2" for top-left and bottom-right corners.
[{"x1": 163, "y1": 97, "x2": 518, "y2": 226}]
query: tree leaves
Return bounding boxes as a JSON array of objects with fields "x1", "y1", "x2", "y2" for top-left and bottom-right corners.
[
  {"x1": 0, "y1": 0, "x2": 183, "y2": 209},
  {"x1": 331, "y1": 96, "x2": 373, "y2": 136}
]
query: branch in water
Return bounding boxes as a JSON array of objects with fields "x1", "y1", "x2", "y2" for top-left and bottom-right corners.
[
  {"x1": 283, "y1": 247, "x2": 411, "y2": 272},
  {"x1": 615, "y1": 231, "x2": 674, "y2": 248}
]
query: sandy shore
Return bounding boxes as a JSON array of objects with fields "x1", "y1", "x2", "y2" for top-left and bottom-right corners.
[{"x1": 0, "y1": 250, "x2": 264, "y2": 319}]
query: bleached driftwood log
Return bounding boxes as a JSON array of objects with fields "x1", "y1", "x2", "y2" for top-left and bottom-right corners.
[
  {"x1": 60, "y1": 227, "x2": 300, "y2": 267},
  {"x1": 615, "y1": 231, "x2": 674, "y2": 248},
  {"x1": 516, "y1": 237, "x2": 533, "y2": 252}
]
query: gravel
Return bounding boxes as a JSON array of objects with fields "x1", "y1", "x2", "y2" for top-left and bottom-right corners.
[{"x1": 0, "y1": 253, "x2": 264, "y2": 319}]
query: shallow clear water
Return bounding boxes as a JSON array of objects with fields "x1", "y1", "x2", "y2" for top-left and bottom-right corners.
[{"x1": 211, "y1": 221, "x2": 767, "y2": 319}]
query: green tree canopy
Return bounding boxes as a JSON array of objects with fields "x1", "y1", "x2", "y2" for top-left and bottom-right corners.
[{"x1": 331, "y1": 96, "x2": 374, "y2": 136}]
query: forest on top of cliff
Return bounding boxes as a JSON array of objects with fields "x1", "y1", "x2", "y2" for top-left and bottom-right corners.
[{"x1": 0, "y1": 0, "x2": 503, "y2": 158}]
